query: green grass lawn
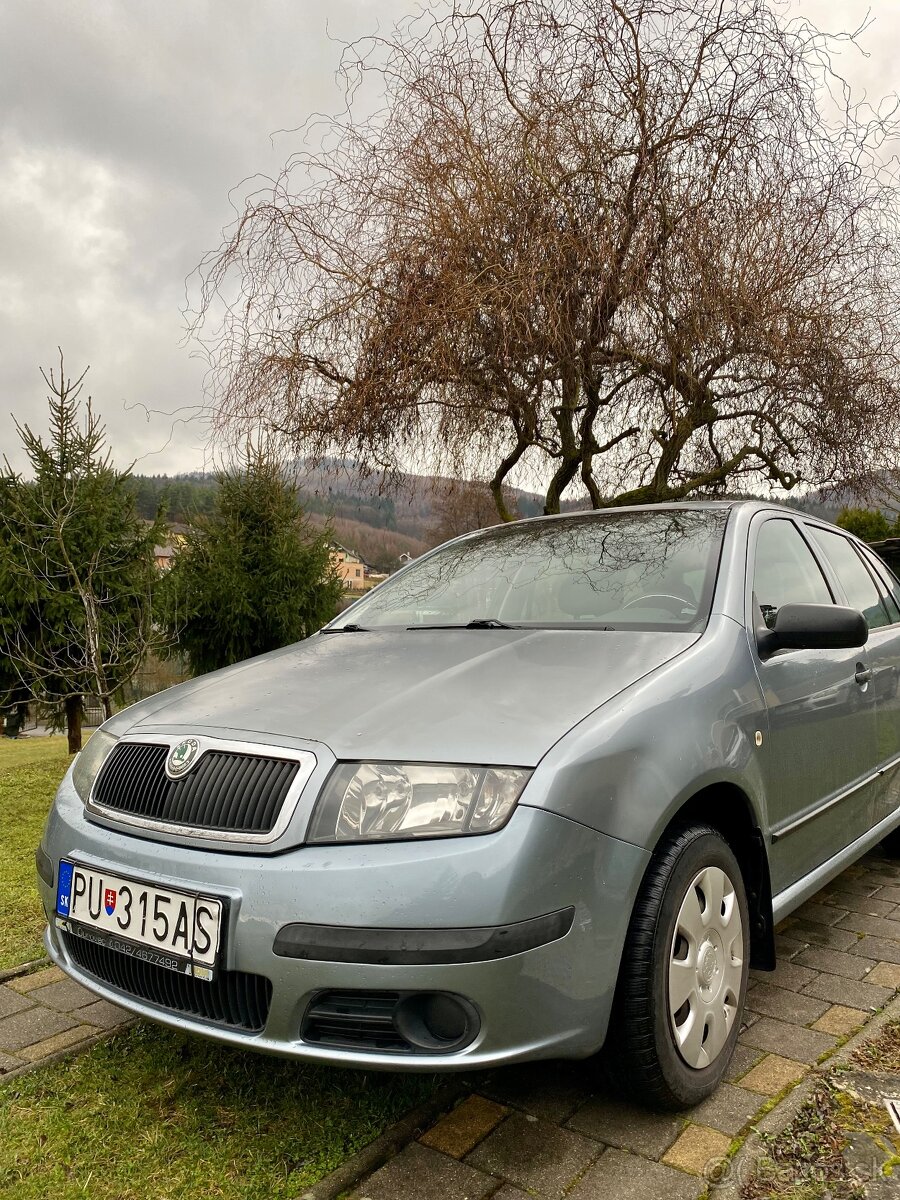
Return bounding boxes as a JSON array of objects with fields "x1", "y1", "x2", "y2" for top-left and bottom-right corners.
[
  {"x1": 0, "y1": 736, "x2": 73, "y2": 969},
  {"x1": 0, "y1": 736, "x2": 442, "y2": 1197},
  {"x1": 1, "y1": 1023, "x2": 439, "y2": 1200}
]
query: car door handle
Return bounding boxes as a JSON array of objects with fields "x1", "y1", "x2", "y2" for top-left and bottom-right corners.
[{"x1": 854, "y1": 665, "x2": 873, "y2": 686}]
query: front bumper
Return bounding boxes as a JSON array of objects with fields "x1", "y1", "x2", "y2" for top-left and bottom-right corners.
[{"x1": 39, "y1": 767, "x2": 649, "y2": 1070}]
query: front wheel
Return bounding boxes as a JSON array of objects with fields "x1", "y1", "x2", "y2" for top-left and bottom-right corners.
[
  {"x1": 607, "y1": 825, "x2": 750, "y2": 1109},
  {"x1": 880, "y1": 827, "x2": 900, "y2": 857}
]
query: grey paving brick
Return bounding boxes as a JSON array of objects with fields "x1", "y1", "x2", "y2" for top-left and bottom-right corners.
[
  {"x1": 750, "y1": 960, "x2": 817, "y2": 992},
  {"x1": 821, "y1": 877, "x2": 879, "y2": 899},
  {"x1": 835, "y1": 912, "x2": 900, "y2": 939},
  {"x1": 745, "y1": 982, "x2": 829, "y2": 1026},
  {"x1": 0, "y1": 986, "x2": 31, "y2": 1020},
  {"x1": 873, "y1": 885, "x2": 900, "y2": 904},
  {"x1": 687, "y1": 1083, "x2": 764, "y2": 1136},
  {"x1": 774, "y1": 933, "x2": 811, "y2": 959},
  {"x1": 565, "y1": 1096, "x2": 683, "y2": 1159},
  {"x1": 567, "y1": 1147, "x2": 701, "y2": 1200},
  {"x1": 801, "y1": 972, "x2": 894, "y2": 1012},
  {"x1": 18, "y1": 1024, "x2": 98, "y2": 1063},
  {"x1": 739, "y1": 1008, "x2": 759, "y2": 1032},
  {"x1": 823, "y1": 892, "x2": 896, "y2": 918},
  {"x1": 794, "y1": 946, "x2": 872, "y2": 981},
  {"x1": 491, "y1": 1188, "x2": 534, "y2": 1200},
  {"x1": 785, "y1": 921, "x2": 859, "y2": 952},
  {"x1": 483, "y1": 1061, "x2": 594, "y2": 1124},
  {"x1": 350, "y1": 1142, "x2": 496, "y2": 1200},
  {"x1": 838, "y1": 862, "x2": 869, "y2": 878},
  {"x1": 0, "y1": 1050, "x2": 23, "y2": 1073},
  {"x1": 31, "y1": 979, "x2": 98, "y2": 1012},
  {"x1": 6, "y1": 966, "x2": 65, "y2": 994},
  {"x1": 794, "y1": 901, "x2": 846, "y2": 927},
  {"x1": 77, "y1": 1000, "x2": 131, "y2": 1029},
  {"x1": 466, "y1": 1112, "x2": 601, "y2": 1198},
  {"x1": 861, "y1": 860, "x2": 900, "y2": 881},
  {"x1": 0, "y1": 1006, "x2": 75, "y2": 1052},
  {"x1": 739, "y1": 1016, "x2": 837, "y2": 1064},
  {"x1": 723, "y1": 1042, "x2": 763, "y2": 1082},
  {"x1": 849, "y1": 936, "x2": 900, "y2": 965}
]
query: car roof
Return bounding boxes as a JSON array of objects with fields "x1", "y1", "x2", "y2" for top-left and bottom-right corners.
[{"x1": 505, "y1": 498, "x2": 801, "y2": 529}]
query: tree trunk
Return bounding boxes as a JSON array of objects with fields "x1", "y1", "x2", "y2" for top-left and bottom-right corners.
[
  {"x1": 65, "y1": 695, "x2": 83, "y2": 754},
  {"x1": 102, "y1": 695, "x2": 113, "y2": 721}
]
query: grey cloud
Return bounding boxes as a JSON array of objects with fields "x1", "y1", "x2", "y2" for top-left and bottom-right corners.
[{"x1": 0, "y1": 0, "x2": 897, "y2": 475}]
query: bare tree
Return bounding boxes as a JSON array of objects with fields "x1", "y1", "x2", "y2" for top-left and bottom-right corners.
[
  {"x1": 427, "y1": 479, "x2": 518, "y2": 544},
  {"x1": 195, "y1": 0, "x2": 900, "y2": 517},
  {"x1": 0, "y1": 356, "x2": 165, "y2": 751}
]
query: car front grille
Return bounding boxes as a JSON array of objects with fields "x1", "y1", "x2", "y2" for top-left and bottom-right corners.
[
  {"x1": 92, "y1": 741, "x2": 301, "y2": 835},
  {"x1": 63, "y1": 932, "x2": 272, "y2": 1032},
  {"x1": 302, "y1": 991, "x2": 413, "y2": 1053}
]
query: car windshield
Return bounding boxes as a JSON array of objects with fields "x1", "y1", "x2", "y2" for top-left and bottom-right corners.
[{"x1": 327, "y1": 508, "x2": 729, "y2": 632}]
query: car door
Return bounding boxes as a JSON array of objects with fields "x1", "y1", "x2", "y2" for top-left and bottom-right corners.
[
  {"x1": 748, "y1": 515, "x2": 878, "y2": 895},
  {"x1": 808, "y1": 528, "x2": 900, "y2": 831}
]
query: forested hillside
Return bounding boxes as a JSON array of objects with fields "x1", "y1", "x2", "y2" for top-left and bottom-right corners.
[
  {"x1": 126, "y1": 465, "x2": 544, "y2": 571},
  {"x1": 128, "y1": 465, "x2": 869, "y2": 573}
]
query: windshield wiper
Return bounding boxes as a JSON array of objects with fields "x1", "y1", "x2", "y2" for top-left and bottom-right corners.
[
  {"x1": 321, "y1": 623, "x2": 369, "y2": 633},
  {"x1": 408, "y1": 618, "x2": 519, "y2": 630}
]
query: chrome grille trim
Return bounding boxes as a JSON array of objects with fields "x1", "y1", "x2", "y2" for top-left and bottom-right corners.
[{"x1": 86, "y1": 733, "x2": 317, "y2": 844}]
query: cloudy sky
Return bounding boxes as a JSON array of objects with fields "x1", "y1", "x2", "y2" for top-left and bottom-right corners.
[{"x1": 1, "y1": 0, "x2": 898, "y2": 475}]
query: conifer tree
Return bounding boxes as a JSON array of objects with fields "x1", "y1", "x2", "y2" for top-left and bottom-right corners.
[
  {"x1": 157, "y1": 447, "x2": 342, "y2": 675},
  {"x1": 0, "y1": 355, "x2": 163, "y2": 751}
]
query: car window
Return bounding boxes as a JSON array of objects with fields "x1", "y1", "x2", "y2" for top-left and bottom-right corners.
[
  {"x1": 328, "y1": 508, "x2": 729, "y2": 632},
  {"x1": 752, "y1": 519, "x2": 832, "y2": 629},
  {"x1": 808, "y1": 527, "x2": 892, "y2": 630},
  {"x1": 858, "y1": 546, "x2": 900, "y2": 623}
]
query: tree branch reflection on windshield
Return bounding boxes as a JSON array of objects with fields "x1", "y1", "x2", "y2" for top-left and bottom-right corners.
[{"x1": 330, "y1": 510, "x2": 728, "y2": 633}]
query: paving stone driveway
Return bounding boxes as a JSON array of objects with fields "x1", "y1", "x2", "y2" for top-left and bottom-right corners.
[
  {"x1": 345, "y1": 850, "x2": 900, "y2": 1200},
  {"x1": 0, "y1": 965, "x2": 131, "y2": 1076}
]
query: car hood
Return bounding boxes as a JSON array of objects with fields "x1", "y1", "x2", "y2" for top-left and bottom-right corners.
[{"x1": 115, "y1": 628, "x2": 698, "y2": 766}]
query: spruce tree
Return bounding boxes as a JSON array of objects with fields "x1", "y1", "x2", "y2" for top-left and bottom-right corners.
[
  {"x1": 0, "y1": 355, "x2": 163, "y2": 751},
  {"x1": 157, "y1": 448, "x2": 343, "y2": 675}
]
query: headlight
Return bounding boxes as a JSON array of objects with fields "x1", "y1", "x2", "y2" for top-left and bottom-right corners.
[
  {"x1": 72, "y1": 730, "x2": 119, "y2": 802},
  {"x1": 308, "y1": 762, "x2": 532, "y2": 843}
]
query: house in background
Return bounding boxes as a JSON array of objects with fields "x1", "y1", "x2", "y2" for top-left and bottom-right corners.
[
  {"x1": 330, "y1": 542, "x2": 368, "y2": 591},
  {"x1": 152, "y1": 529, "x2": 187, "y2": 572},
  {"x1": 154, "y1": 543, "x2": 175, "y2": 571}
]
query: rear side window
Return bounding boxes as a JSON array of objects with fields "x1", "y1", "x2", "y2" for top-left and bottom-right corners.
[
  {"x1": 859, "y1": 546, "x2": 900, "y2": 623},
  {"x1": 753, "y1": 519, "x2": 833, "y2": 629},
  {"x1": 808, "y1": 527, "x2": 892, "y2": 630}
]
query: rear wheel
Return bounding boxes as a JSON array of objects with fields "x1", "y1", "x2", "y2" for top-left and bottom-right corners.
[
  {"x1": 607, "y1": 825, "x2": 750, "y2": 1109},
  {"x1": 880, "y1": 827, "x2": 900, "y2": 857}
]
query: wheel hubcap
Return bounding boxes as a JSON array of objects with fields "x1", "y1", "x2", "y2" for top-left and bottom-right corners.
[{"x1": 668, "y1": 865, "x2": 744, "y2": 1069}]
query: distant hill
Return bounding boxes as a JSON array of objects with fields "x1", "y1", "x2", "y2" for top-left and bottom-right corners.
[
  {"x1": 129, "y1": 464, "x2": 896, "y2": 573},
  {"x1": 787, "y1": 472, "x2": 899, "y2": 521},
  {"x1": 126, "y1": 464, "x2": 545, "y2": 572}
]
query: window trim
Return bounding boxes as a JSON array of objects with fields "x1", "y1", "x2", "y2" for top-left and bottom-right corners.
[
  {"x1": 857, "y1": 543, "x2": 900, "y2": 626},
  {"x1": 746, "y1": 515, "x2": 837, "y2": 658},
  {"x1": 804, "y1": 524, "x2": 894, "y2": 631}
]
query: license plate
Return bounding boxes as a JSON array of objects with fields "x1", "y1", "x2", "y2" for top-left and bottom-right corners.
[{"x1": 55, "y1": 861, "x2": 223, "y2": 981}]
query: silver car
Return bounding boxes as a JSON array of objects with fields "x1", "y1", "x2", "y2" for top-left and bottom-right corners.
[{"x1": 37, "y1": 501, "x2": 900, "y2": 1108}]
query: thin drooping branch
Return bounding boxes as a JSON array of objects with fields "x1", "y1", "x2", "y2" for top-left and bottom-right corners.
[{"x1": 192, "y1": 0, "x2": 900, "y2": 517}]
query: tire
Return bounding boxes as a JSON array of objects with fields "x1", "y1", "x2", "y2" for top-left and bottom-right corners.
[
  {"x1": 880, "y1": 827, "x2": 900, "y2": 857},
  {"x1": 606, "y1": 824, "x2": 750, "y2": 1110}
]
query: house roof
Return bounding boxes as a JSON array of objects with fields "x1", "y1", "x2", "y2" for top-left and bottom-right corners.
[{"x1": 329, "y1": 540, "x2": 375, "y2": 568}]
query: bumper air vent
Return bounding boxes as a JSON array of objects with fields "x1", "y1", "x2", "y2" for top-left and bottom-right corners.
[
  {"x1": 63, "y1": 931, "x2": 272, "y2": 1033},
  {"x1": 302, "y1": 989, "x2": 479, "y2": 1055}
]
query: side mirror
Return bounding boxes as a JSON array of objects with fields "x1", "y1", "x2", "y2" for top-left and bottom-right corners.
[{"x1": 758, "y1": 603, "x2": 868, "y2": 656}]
